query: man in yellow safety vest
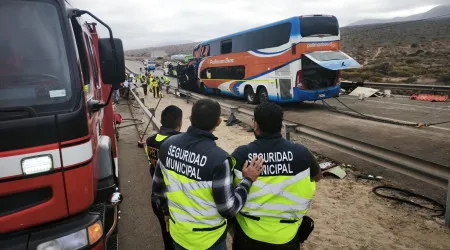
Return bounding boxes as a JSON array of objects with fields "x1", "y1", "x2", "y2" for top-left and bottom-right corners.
[
  {"x1": 152, "y1": 99, "x2": 264, "y2": 249},
  {"x1": 147, "y1": 105, "x2": 183, "y2": 250},
  {"x1": 231, "y1": 102, "x2": 321, "y2": 250}
]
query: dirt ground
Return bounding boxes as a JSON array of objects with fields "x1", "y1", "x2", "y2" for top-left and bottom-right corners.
[{"x1": 125, "y1": 87, "x2": 450, "y2": 250}]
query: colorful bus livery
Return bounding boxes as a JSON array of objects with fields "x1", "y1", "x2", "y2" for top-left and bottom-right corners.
[{"x1": 192, "y1": 15, "x2": 361, "y2": 103}]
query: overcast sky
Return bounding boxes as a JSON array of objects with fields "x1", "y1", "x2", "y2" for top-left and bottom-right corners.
[{"x1": 73, "y1": 0, "x2": 448, "y2": 50}]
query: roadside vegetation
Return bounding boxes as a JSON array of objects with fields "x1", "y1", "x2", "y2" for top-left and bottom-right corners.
[{"x1": 341, "y1": 18, "x2": 450, "y2": 85}]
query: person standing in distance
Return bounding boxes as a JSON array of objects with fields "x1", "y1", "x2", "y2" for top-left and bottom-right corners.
[
  {"x1": 232, "y1": 103, "x2": 321, "y2": 250},
  {"x1": 152, "y1": 99, "x2": 264, "y2": 250},
  {"x1": 151, "y1": 76, "x2": 160, "y2": 98},
  {"x1": 147, "y1": 105, "x2": 183, "y2": 250}
]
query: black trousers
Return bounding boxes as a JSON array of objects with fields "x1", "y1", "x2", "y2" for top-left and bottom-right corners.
[
  {"x1": 142, "y1": 84, "x2": 148, "y2": 95},
  {"x1": 153, "y1": 86, "x2": 160, "y2": 98},
  {"x1": 232, "y1": 222, "x2": 300, "y2": 250},
  {"x1": 151, "y1": 200, "x2": 174, "y2": 250}
]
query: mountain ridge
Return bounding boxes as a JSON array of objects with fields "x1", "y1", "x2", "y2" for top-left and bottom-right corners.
[{"x1": 348, "y1": 5, "x2": 450, "y2": 26}]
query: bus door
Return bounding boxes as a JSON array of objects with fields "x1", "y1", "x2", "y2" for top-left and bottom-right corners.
[
  {"x1": 276, "y1": 78, "x2": 293, "y2": 101},
  {"x1": 273, "y1": 64, "x2": 293, "y2": 101}
]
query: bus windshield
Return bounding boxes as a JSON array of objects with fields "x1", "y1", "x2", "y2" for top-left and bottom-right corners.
[
  {"x1": 0, "y1": 0, "x2": 72, "y2": 113},
  {"x1": 300, "y1": 16, "x2": 339, "y2": 37}
]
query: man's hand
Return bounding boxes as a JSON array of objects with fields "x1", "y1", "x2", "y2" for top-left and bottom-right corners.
[
  {"x1": 164, "y1": 216, "x2": 170, "y2": 232},
  {"x1": 242, "y1": 156, "x2": 264, "y2": 182}
]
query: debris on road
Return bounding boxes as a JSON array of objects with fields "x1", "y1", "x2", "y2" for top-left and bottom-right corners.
[
  {"x1": 319, "y1": 161, "x2": 347, "y2": 179},
  {"x1": 356, "y1": 174, "x2": 384, "y2": 181},
  {"x1": 411, "y1": 94, "x2": 449, "y2": 102},
  {"x1": 323, "y1": 165, "x2": 347, "y2": 179},
  {"x1": 319, "y1": 161, "x2": 336, "y2": 170},
  {"x1": 349, "y1": 87, "x2": 380, "y2": 99}
]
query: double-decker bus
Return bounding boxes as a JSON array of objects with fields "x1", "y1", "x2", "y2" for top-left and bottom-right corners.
[{"x1": 189, "y1": 15, "x2": 361, "y2": 103}]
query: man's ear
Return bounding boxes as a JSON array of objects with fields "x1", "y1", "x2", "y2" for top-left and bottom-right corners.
[
  {"x1": 216, "y1": 117, "x2": 222, "y2": 127},
  {"x1": 176, "y1": 120, "x2": 183, "y2": 132},
  {"x1": 254, "y1": 121, "x2": 261, "y2": 134}
]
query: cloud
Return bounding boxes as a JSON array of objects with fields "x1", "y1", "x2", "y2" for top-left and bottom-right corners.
[{"x1": 72, "y1": 0, "x2": 448, "y2": 49}]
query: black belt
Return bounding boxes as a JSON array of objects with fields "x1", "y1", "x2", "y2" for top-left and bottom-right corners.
[{"x1": 240, "y1": 212, "x2": 298, "y2": 224}]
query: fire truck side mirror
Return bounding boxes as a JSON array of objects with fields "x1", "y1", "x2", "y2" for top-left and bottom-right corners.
[{"x1": 98, "y1": 38, "x2": 126, "y2": 90}]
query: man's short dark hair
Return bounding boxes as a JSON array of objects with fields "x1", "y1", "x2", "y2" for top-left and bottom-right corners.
[
  {"x1": 161, "y1": 105, "x2": 182, "y2": 129},
  {"x1": 191, "y1": 99, "x2": 221, "y2": 131},
  {"x1": 254, "y1": 103, "x2": 283, "y2": 134}
]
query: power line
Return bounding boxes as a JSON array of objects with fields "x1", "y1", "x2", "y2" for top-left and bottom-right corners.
[{"x1": 343, "y1": 13, "x2": 450, "y2": 36}]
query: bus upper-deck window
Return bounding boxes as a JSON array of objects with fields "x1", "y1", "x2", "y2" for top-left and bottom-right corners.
[
  {"x1": 300, "y1": 16, "x2": 339, "y2": 37},
  {"x1": 201, "y1": 45, "x2": 210, "y2": 57},
  {"x1": 221, "y1": 40, "x2": 232, "y2": 54}
]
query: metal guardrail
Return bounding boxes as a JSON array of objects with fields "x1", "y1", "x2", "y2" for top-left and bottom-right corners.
[
  {"x1": 126, "y1": 65, "x2": 450, "y2": 227},
  {"x1": 341, "y1": 81, "x2": 450, "y2": 92},
  {"x1": 129, "y1": 88, "x2": 162, "y2": 131}
]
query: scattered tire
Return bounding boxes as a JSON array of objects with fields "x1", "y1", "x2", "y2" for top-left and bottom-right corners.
[{"x1": 258, "y1": 87, "x2": 269, "y2": 103}]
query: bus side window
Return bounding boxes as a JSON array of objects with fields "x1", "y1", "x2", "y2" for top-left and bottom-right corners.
[
  {"x1": 201, "y1": 66, "x2": 245, "y2": 80},
  {"x1": 221, "y1": 40, "x2": 232, "y2": 54}
]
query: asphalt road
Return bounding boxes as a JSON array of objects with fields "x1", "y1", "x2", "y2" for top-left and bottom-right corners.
[{"x1": 115, "y1": 102, "x2": 164, "y2": 250}]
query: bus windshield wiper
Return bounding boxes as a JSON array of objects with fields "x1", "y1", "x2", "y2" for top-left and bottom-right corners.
[{"x1": 0, "y1": 106, "x2": 37, "y2": 121}]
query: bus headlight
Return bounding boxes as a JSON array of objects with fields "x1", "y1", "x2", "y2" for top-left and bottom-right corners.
[
  {"x1": 21, "y1": 155, "x2": 53, "y2": 175},
  {"x1": 37, "y1": 229, "x2": 88, "y2": 250}
]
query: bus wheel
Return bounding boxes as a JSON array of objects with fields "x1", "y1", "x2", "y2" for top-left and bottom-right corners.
[
  {"x1": 200, "y1": 82, "x2": 207, "y2": 94},
  {"x1": 245, "y1": 87, "x2": 259, "y2": 104},
  {"x1": 258, "y1": 87, "x2": 269, "y2": 103}
]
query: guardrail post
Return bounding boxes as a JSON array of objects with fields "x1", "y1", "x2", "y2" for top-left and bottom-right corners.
[
  {"x1": 445, "y1": 180, "x2": 450, "y2": 227},
  {"x1": 230, "y1": 107, "x2": 238, "y2": 116},
  {"x1": 284, "y1": 124, "x2": 297, "y2": 141},
  {"x1": 226, "y1": 107, "x2": 239, "y2": 126},
  {"x1": 186, "y1": 93, "x2": 192, "y2": 104}
]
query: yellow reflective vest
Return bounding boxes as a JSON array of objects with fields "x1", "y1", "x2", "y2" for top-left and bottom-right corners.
[
  {"x1": 158, "y1": 127, "x2": 230, "y2": 249},
  {"x1": 232, "y1": 136, "x2": 316, "y2": 244}
]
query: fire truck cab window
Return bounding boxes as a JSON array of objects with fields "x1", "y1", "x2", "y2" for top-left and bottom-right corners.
[
  {"x1": 87, "y1": 36, "x2": 100, "y2": 89},
  {"x1": 0, "y1": 0, "x2": 73, "y2": 112},
  {"x1": 71, "y1": 18, "x2": 91, "y2": 97}
]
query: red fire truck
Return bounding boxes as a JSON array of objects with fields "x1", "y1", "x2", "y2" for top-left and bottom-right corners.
[{"x1": 0, "y1": 0, "x2": 125, "y2": 249}]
